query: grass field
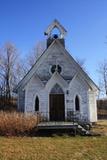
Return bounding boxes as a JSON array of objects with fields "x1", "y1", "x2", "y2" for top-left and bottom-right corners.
[
  {"x1": 0, "y1": 136, "x2": 107, "y2": 160},
  {"x1": 0, "y1": 120, "x2": 107, "y2": 160}
]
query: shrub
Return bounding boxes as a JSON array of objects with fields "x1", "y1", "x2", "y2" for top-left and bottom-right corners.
[{"x1": 0, "y1": 111, "x2": 41, "y2": 136}]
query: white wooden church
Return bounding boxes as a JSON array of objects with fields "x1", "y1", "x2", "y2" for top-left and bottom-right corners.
[{"x1": 15, "y1": 20, "x2": 99, "y2": 123}]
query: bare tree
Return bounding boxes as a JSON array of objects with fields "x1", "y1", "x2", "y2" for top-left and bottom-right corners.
[
  {"x1": 12, "y1": 58, "x2": 28, "y2": 87},
  {"x1": 76, "y1": 58, "x2": 86, "y2": 72},
  {"x1": 0, "y1": 43, "x2": 16, "y2": 98},
  {"x1": 98, "y1": 59, "x2": 107, "y2": 97},
  {"x1": 0, "y1": 42, "x2": 26, "y2": 98},
  {"x1": 27, "y1": 40, "x2": 46, "y2": 68}
]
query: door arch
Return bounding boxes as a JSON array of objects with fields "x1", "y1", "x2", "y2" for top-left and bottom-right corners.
[{"x1": 49, "y1": 84, "x2": 65, "y2": 121}]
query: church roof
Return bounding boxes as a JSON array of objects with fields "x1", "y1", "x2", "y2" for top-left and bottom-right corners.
[{"x1": 14, "y1": 39, "x2": 99, "y2": 93}]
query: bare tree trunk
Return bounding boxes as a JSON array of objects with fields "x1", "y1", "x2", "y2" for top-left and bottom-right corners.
[{"x1": 98, "y1": 59, "x2": 107, "y2": 97}]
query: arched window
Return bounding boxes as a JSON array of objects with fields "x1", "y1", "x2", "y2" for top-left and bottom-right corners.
[
  {"x1": 35, "y1": 96, "x2": 39, "y2": 111},
  {"x1": 75, "y1": 95, "x2": 80, "y2": 111}
]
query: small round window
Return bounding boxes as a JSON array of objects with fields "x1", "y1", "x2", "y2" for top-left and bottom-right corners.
[{"x1": 51, "y1": 65, "x2": 62, "y2": 74}]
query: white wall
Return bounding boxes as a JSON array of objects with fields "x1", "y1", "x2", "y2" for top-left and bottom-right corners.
[
  {"x1": 21, "y1": 42, "x2": 98, "y2": 123},
  {"x1": 68, "y1": 74, "x2": 90, "y2": 121},
  {"x1": 23, "y1": 70, "x2": 98, "y2": 123},
  {"x1": 88, "y1": 90, "x2": 97, "y2": 122}
]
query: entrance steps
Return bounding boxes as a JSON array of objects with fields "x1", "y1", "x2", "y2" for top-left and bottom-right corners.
[{"x1": 37, "y1": 121, "x2": 90, "y2": 135}]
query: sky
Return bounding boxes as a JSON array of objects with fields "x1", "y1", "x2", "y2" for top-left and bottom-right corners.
[{"x1": 0, "y1": 0, "x2": 107, "y2": 85}]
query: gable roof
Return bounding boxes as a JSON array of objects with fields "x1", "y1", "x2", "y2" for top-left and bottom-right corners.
[
  {"x1": 15, "y1": 39, "x2": 99, "y2": 92},
  {"x1": 23, "y1": 73, "x2": 44, "y2": 90},
  {"x1": 45, "y1": 70, "x2": 68, "y2": 92}
]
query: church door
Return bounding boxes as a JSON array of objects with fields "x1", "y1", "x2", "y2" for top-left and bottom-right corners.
[{"x1": 49, "y1": 84, "x2": 65, "y2": 121}]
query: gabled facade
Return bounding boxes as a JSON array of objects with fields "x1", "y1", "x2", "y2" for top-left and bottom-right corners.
[{"x1": 15, "y1": 20, "x2": 99, "y2": 123}]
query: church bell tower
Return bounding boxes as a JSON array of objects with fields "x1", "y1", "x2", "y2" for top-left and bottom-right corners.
[{"x1": 44, "y1": 19, "x2": 67, "y2": 48}]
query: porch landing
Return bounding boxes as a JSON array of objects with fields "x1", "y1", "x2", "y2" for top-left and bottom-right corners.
[{"x1": 38, "y1": 122, "x2": 78, "y2": 129}]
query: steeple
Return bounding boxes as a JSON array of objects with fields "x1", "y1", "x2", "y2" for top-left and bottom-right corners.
[{"x1": 44, "y1": 19, "x2": 67, "y2": 48}]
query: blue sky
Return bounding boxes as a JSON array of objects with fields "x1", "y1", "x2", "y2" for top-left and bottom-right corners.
[{"x1": 0, "y1": 0, "x2": 107, "y2": 85}]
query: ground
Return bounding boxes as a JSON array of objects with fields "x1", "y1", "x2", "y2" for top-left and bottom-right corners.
[
  {"x1": 91, "y1": 120, "x2": 107, "y2": 136},
  {"x1": 0, "y1": 120, "x2": 107, "y2": 160}
]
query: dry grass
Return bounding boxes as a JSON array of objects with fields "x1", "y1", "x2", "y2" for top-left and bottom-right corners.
[
  {"x1": 0, "y1": 120, "x2": 106, "y2": 159},
  {"x1": 0, "y1": 136, "x2": 107, "y2": 160},
  {"x1": 91, "y1": 120, "x2": 107, "y2": 136},
  {"x1": 0, "y1": 111, "x2": 40, "y2": 136}
]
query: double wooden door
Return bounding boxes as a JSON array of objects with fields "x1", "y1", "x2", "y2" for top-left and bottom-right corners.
[{"x1": 49, "y1": 94, "x2": 65, "y2": 121}]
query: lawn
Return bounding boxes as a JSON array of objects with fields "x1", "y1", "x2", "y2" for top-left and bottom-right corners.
[
  {"x1": 0, "y1": 120, "x2": 107, "y2": 160},
  {"x1": 0, "y1": 136, "x2": 107, "y2": 160}
]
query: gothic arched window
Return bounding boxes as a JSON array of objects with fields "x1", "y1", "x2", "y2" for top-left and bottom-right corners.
[
  {"x1": 75, "y1": 95, "x2": 80, "y2": 111},
  {"x1": 35, "y1": 96, "x2": 39, "y2": 111}
]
